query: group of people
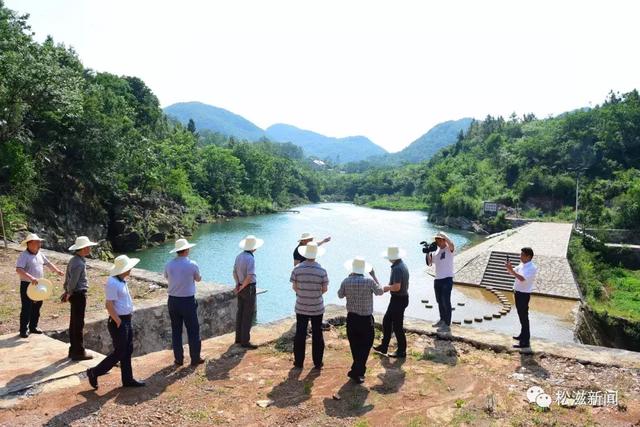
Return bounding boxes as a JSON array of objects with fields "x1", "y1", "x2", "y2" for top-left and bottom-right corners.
[{"x1": 15, "y1": 228, "x2": 538, "y2": 389}]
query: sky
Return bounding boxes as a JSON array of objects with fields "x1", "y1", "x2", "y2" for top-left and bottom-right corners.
[{"x1": 6, "y1": 0, "x2": 640, "y2": 152}]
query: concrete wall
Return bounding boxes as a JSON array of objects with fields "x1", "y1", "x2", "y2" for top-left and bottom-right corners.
[{"x1": 50, "y1": 283, "x2": 239, "y2": 357}]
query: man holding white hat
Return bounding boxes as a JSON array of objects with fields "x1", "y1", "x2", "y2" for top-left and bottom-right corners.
[
  {"x1": 290, "y1": 242, "x2": 329, "y2": 369},
  {"x1": 373, "y1": 245, "x2": 410, "y2": 358},
  {"x1": 87, "y1": 254, "x2": 145, "y2": 389},
  {"x1": 165, "y1": 238, "x2": 204, "y2": 366},
  {"x1": 338, "y1": 256, "x2": 384, "y2": 383},
  {"x1": 293, "y1": 232, "x2": 331, "y2": 266},
  {"x1": 427, "y1": 232, "x2": 455, "y2": 331},
  {"x1": 63, "y1": 236, "x2": 98, "y2": 360},
  {"x1": 15, "y1": 233, "x2": 64, "y2": 338},
  {"x1": 233, "y1": 235, "x2": 264, "y2": 349}
]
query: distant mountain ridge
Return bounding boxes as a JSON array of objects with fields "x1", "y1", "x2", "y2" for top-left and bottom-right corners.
[{"x1": 265, "y1": 123, "x2": 387, "y2": 163}]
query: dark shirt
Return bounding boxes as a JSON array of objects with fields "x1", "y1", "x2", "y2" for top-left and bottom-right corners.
[
  {"x1": 389, "y1": 259, "x2": 409, "y2": 296},
  {"x1": 293, "y1": 245, "x2": 307, "y2": 263},
  {"x1": 64, "y1": 254, "x2": 88, "y2": 294}
]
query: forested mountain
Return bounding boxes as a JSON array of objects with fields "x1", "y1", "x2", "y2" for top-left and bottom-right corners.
[
  {"x1": 265, "y1": 123, "x2": 387, "y2": 163},
  {"x1": 0, "y1": 3, "x2": 323, "y2": 252},
  {"x1": 164, "y1": 101, "x2": 265, "y2": 141},
  {"x1": 390, "y1": 118, "x2": 474, "y2": 163},
  {"x1": 329, "y1": 91, "x2": 640, "y2": 229}
]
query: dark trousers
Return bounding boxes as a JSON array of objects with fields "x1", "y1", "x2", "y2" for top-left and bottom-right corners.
[
  {"x1": 347, "y1": 312, "x2": 374, "y2": 378},
  {"x1": 68, "y1": 291, "x2": 87, "y2": 356},
  {"x1": 515, "y1": 291, "x2": 531, "y2": 344},
  {"x1": 379, "y1": 294, "x2": 409, "y2": 355},
  {"x1": 92, "y1": 315, "x2": 134, "y2": 384},
  {"x1": 20, "y1": 281, "x2": 42, "y2": 334},
  {"x1": 236, "y1": 284, "x2": 256, "y2": 345},
  {"x1": 168, "y1": 295, "x2": 201, "y2": 363},
  {"x1": 434, "y1": 277, "x2": 454, "y2": 325},
  {"x1": 294, "y1": 313, "x2": 324, "y2": 367}
]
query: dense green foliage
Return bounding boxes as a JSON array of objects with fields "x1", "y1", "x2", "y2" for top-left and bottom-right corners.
[
  {"x1": 0, "y1": 3, "x2": 322, "y2": 239},
  {"x1": 336, "y1": 92, "x2": 640, "y2": 229},
  {"x1": 568, "y1": 236, "x2": 640, "y2": 322}
]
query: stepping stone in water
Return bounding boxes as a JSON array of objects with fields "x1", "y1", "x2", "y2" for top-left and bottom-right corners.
[
  {"x1": 500, "y1": 309, "x2": 509, "y2": 315},
  {"x1": 421, "y1": 299, "x2": 429, "y2": 303},
  {"x1": 452, "y1": 320, "x2": 462, "y2": 325},
  {"x1": 457, "y1": 302, "x2": 465, "y2": 306},
  {"x1": 425, "y1": 305, "x2": 433, "y2": 308},
  {"x1": 474, "y1": 317, "x2": 483, "y2": 322},
  {"x1": 483, "y1": 315, "x2": 493, "y2": 320},
  {"x1": 493, "y1": 313, "x2": 501, "y2": 318},
  {"x1": 463, "y1": 318, "x2": 473, "y2": 324},
  {"x1": 451, "y1": 307, "x2": 455, "y2": 311}
]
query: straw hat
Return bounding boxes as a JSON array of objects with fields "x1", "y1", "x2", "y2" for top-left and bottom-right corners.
[
  {"x1": 382, "y1": 245, "x2": 406, "y2": 261},
  {"x1": 68, "y1": 236, "x2": 98, "y2": 251},
  {"x1": 169, "y1": 238, "x2": 196, "y2": 253},
  {"x1": 297, "y1": 242, "x2": 325, "y2": 259},
  {"x1": 20, "y1": 233, "x2": 44, "y2": 247},
  {"x1": 344, "y1": 256, "x2": 372, "y2": 275},
  {"x1": 26, "y1": 278, "x2": 52, "y2": 301},
  {"x1": 109, "y1": 255, "x2": 140, "y2": 277},
  {"x1": 433, "y1": 231, "x2": 450, "y2": 241},
  {"x1": 239, "y1": 235, "x2": 264, "y2": 251},
  {"x1": 298, "y1": 232, "x2": 314, "y2": 241}
]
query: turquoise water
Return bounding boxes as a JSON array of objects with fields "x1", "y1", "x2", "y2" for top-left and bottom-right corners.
[{"x1": 132, "y1": 203, "x2": 577, "y2": 342}]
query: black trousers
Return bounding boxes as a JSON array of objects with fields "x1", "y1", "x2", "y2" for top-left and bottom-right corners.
[
  {"x1": 515, "y1": 291, "x2": 531, "y2": 344},
  {"x1": 236, "y1": 284, "x2": 256, "y2": 345},
  {"x1": 92, "y1": 315, "x2": 134, "y2": 384},
  {"x1": 19, "y1": 281, "x2": 42, "y2": 334},
  {"x1": 68, "y1": 291, "x2": 87, "y2": 356},
  {"x1": 434, "y1": 277, "x2": 453, "y2": 325},
  {"x1": 168, "y1": 295, "x2": 201, "y2": 362},
  {"x1": 294, "y1": 313, "x2": 324, "y2": 367},
  {"x1": 380, "y1": 294, "x2": 409, "y2": 355},
  {"x1": 347, "y1": 312, "x2": 374, "y2": 378}
]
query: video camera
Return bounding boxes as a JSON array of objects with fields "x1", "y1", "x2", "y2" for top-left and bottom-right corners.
[{"x1": 420, "y1": 241, "x2": 438, "y2": 254}]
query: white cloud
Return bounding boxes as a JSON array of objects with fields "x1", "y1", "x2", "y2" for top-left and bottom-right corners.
[{"x1": 7, "y1": 0, "x2": 640, "y2": 152}]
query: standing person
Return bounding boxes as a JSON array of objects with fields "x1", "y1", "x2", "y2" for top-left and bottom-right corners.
[
  {"x1": 15, "y1": 233, "x2": 64, "y2": 338},
  {"x1": 506, "y1": 247, "x2": 537, "y2": 349},
  {"x1": 165, "y1": 238, "x2": 204, "y2": 366},
  {"x1": 427, "y1": 232, "x2": 455, "y2": 332},
  {"x1": 86, "y1": 255, "x2": 145, "y2": 389},
  {"x1": 233, "y1": 235, "x2": 264, "y2": 349},
  {"x1": 62, "y1": 236, "x2": 98, "y2": 360},
  {"x1": 373, "y1": 246, "x2": 410, "y2": 358},
  {"x1": 338, "y1": 257, "x2": 384, "y2": 383},
  {"x1": 290, "y1": 242, "x2": 329, "y2": 369},
  {"x1": 293, "y1": 232, "x2": 331, "y2": 266}
]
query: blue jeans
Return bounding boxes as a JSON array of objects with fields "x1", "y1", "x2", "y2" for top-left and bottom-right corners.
[
  {"x1": 168, "y1": 296, "x2": 201, "y2": 363},
  {"x1": 434, "y1": 277, "x2": 453, "y2": 325}
]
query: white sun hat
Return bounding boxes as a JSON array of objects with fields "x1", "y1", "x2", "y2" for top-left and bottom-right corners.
[
  {"x1": 26, "y1": 278, "x2": 53, "y2": 301},
  {"x1": 297, "y1": 242, "x2": 325, "y2": 259},
  {"x1": 433, "y1": 231, "x2": 451, "y2": 241},
  {"x1": 109, "y1": 255, "x2": 140, "y2": 277},
  {"x1": 68, "y1": 236, "x2": 98, "y2": 251},
  {"x1": 20, "y1": 233, "x2": 44, "y2": 247},
  {"x1": 343, "y1": 256, "x2": 373, "y2": 275},
  {"x1": 239, "y1": 235, "x2": 264, "y2": 251},
  {"x1": 169, "y1": 238, "x2": 196, "y2": 253},
  {"x1": 382, "y1": 245, "x2": 406, "y2": 261},
  {"x1": 298, "y1": 232, "x2": 314, "y2": 241}
]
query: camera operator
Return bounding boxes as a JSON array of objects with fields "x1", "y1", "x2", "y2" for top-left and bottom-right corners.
[{"x1": 425, "y1": 232, "x2": 455, "y2": 331}]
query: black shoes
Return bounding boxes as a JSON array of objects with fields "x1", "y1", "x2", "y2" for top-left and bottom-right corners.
[
  {"x1": 388, "y1": 352, "x2": 406, "y2": 359},
  {"x1": 312, "y1": 363, "x2": 323, "y2": 370},
  {"x1": 123, "y1": 380, "x2": 146, "y2": 388},
  {"x1": 174, "y1": 360, "x2": 184, "y2": 366},
  {"x1": 191, "y1": 357, "x2": 205, "y2": 366},
  {"x1": 29, "y1": 328, "x2": 44, "y2": 334},
  {"x1": 372, "y1": 345, "x2": 387, "y2": 355},
  {"x1": 348, "y1": 373, "x2": 365, "y2": 384},
  {"x1": 513, "y1": 343, "x2": 531, "y2": 349},
  {"x1": 71, "y1": 353, "x2": 94, "y2": 361},
  {"x1": 512, "y1": 335, "x2": 521, "y2": 341},
  {"x1": 19, "y1": 332, "x2": 28, "y2": 338},
  {"x1": 86, "y1": 369, "x2": 98, "y2": 389},
  {"x1": 241, "y1": 343, "x2": 258, "y2": 349}
]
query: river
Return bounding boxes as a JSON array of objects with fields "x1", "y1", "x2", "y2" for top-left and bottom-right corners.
[{"x1": 132, "y1": 203, "x2": 577, "y2": 342}]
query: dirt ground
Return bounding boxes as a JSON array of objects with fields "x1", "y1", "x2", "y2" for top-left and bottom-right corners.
[
  {"x1": 1, "y1": 324, "x2": 639, "y2": 427},
  {"x1": 0, "y1": 251, "x2": 165, "y2": 335}
]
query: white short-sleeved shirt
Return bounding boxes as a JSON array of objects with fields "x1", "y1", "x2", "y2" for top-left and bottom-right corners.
[
  {"x1": 513, "y1": 261, "x2": 538, "y2": 293},
  {"x1": 432, "y1": 246, "x2": 454, "y2": 279},
  {"x1": 16, "y1": 250, "x2": 50, "y2": 279},
  {"x1": 105, "y1": 276, "x2": 134, "y2": 315}
]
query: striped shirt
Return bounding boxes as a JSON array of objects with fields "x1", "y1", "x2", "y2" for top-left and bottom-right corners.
[
  {"x1": 338, "y1": 274, "x2": 384, "y2": 316},
  {"x1": 290, "y1": 260, "x2": 328, "y2": 316}
]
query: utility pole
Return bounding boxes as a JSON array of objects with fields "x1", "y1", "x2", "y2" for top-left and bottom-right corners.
[{"x1": 0, "y1": 208, "x2": 7, "y2": 252}]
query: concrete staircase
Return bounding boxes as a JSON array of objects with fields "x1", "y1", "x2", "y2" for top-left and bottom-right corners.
[{"x1": 480, "y1": 251, "x2": 519, "y2": 291}]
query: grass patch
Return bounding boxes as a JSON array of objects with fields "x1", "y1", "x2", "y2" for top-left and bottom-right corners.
[{"x1": 356, "y1": 195, "x2": 427, "y2": 211}]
